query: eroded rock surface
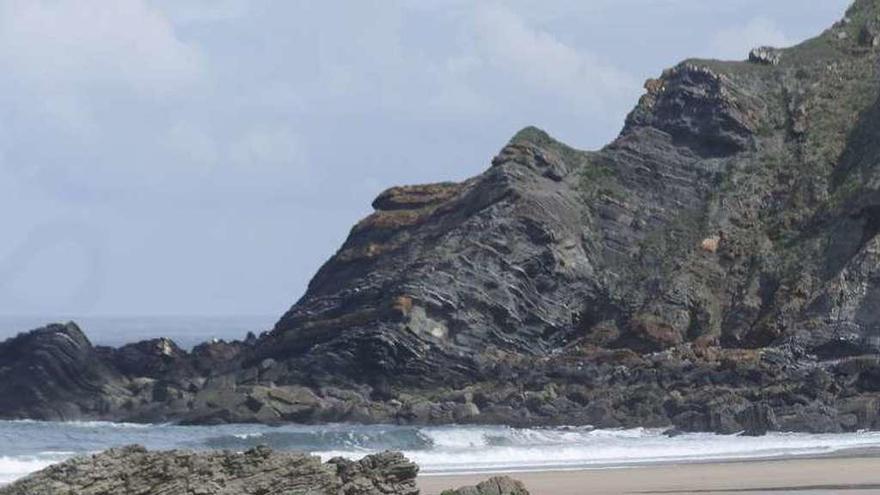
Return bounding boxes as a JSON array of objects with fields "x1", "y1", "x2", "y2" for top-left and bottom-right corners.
[
  {"x1": 440, "y1": 477, "x2": 529, "y2": 495},
  {"x1": 0, "y1": 446, "x2": 419, "y2": 495},
  {"x1": 749, "y1": 46, "x2": 782, "y2": 65}
]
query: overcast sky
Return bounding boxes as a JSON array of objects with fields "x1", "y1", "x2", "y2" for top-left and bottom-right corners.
[{"x1": 0, "y1": 0, "x2": 851, "y2": 317}]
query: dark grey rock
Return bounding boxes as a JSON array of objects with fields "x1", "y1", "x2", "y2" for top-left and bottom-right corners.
[
  {"x1": 0, "y1": 322, "x2": 129, "y2": 421},
  {"x1": 737, "y1": 403, "x2": 779, "y2": 436}
]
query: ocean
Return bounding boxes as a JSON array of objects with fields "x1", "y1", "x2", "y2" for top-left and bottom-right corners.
[
  {"x1": 4, "y1": 421, "x2": 880, "y2": 485},
  {"x1": 4, "y1": 316, "x2": 880, "y2": 486}
]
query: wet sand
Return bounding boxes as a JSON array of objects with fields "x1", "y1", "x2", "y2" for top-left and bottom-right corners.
[{"x1": 418, "y1": 454, "x2": 880, "y2": 495}]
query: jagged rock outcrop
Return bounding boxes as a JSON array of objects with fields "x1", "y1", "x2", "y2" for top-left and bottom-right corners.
[
  {"x1": 441, "y1": 477, "x2": 529, "y2": 495},
  {"x1": 6, "y1": 1, "x2": 880, "y2": 433},
  {"x1": 749, "y1": 46, "x2": 782, "y2": 65},
  {"x1": 0, "y1": 445, "x2": 419, "y2": 495},
  {"x1": 0, "y1": 322, "x2": 128, "y2": 420}
]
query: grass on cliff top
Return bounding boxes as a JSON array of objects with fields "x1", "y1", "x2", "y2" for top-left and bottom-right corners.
[
  {"x1": 506, "y1": 126, "x2": 622, "y2": 206},
  {"x1": 508, "y1": 125, "x2": 594, "y2": 172},
  {"x1": 846, "y1": 0, "x2": 880, "y2": 27},
  {"x1": 679, "y1": 0, "x2": 866, "y2": 78},
  {"x1": 509, "y1": 126, "x2": 585, "y2": 159}
]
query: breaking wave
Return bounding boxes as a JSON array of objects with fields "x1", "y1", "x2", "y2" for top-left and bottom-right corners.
[{"x1": 3, "y1": 420, "x2": 880, "y2": 483}]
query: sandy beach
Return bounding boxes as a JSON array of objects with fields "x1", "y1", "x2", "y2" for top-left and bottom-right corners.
[{"x1": 418, "y1": 454, "x2": 880, "y2": 495}]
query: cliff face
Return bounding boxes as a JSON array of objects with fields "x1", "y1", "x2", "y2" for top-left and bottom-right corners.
[
  {"x1": 5, "y1": 1, "x2": 880, "y2": 433},
  {"x1": 263, "y1": 0, "x2": 880, "y2": 376}
]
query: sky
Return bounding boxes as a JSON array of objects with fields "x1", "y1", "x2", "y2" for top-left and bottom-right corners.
[{"x1": 0, "y1": 0, "x2": 852, "y2": 318}]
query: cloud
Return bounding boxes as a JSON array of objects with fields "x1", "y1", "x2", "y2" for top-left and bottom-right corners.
[
  {"x1": 229, "y1": 126, "x2": 308, "y2": 171},
  {"x1": 0, "y1": 0, "x2": 213, "y2": 198},
  {"x1": 166, "y1": 122, "x2": 220, "y2": 168},
  {"x1": 0, "y1": 219, "x2": 106, "y2": 314},
  {"x1": 0, "y1": 0, "x2": 203, "y2": 97},
  {"x1": 471, "y1": 3, "x2": 638, "y2": 114},
  {"x1": 711, "y1": 17, "x2": 791, "y2": 60},
  {"x1": 0, "y1": 0, "x2": 640, "y2": 204},
  {"x1": 154, "y1": 0, "x2": 250, "y2": 25}
]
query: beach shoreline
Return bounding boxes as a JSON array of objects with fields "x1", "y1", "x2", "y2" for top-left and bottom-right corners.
[
  {"x1": 418, "y1": 449, "x2": 880, "y2": 495},
  {"x1": 3, "y1": 441, "x2": 879, "y2": 493}
]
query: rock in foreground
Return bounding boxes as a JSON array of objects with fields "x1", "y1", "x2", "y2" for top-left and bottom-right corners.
[
  {"x1": 441, "y1": 477, "x2": 530, "y2": 495},
  {"x1": 0, "y1": 445, "x2": 419, "y2": 495}
]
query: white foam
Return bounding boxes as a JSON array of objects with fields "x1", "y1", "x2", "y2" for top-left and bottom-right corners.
[
  {"x1": 313, "y1": 428, "x2": 880, "y2": 475},
  {"x1": 422, "y1": 427, "x2": 492, "y2": 449},
  {"x1": 64, "y1": 421, "x2": 156, "y2": 429},
  {"x1": 0, "y1": 454, "x2": 72, "y2": 485},
  {"x1": 232, "y1": 433, "x2": 265, "y2": 440},
  {"x1": 6, "y1": 422, "x2": 880, "y2": 484},
  {"x1": 408, "y1": 430, "x2": 880, "y2": 474}
]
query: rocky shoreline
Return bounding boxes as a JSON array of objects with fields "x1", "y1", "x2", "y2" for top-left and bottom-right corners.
[
  {"x1": 5, "y1": 1, "x2": 880, "y2": 435},
  {"x1": 0, "y1": 445, "x2": 526, "y2": 495},
  {"x1": 2, "y1": 319, "x2": 877, "y2": 435}
]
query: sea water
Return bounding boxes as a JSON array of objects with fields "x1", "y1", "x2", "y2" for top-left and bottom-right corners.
[{"x1": 3, "y1": 421, "x2": 880, "y2": 485}]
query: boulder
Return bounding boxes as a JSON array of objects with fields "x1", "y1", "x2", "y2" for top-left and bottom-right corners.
[
  {"x1": 441, "y1": 476, "x2": 530, "y2": 495},
  {"x1": 0, "y1": 323, "x2": 128, "y2": 420},
  {"x1": 748, "y1": 46, "x2": 781, "y2": 65},
  {"x1": 103, "y1": 337, "x2": 189, "y2": 377}
]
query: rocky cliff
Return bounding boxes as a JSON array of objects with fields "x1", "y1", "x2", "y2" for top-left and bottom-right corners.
[{"x1": 5, "y1": 1, "x2": 880, "y2": 433}]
